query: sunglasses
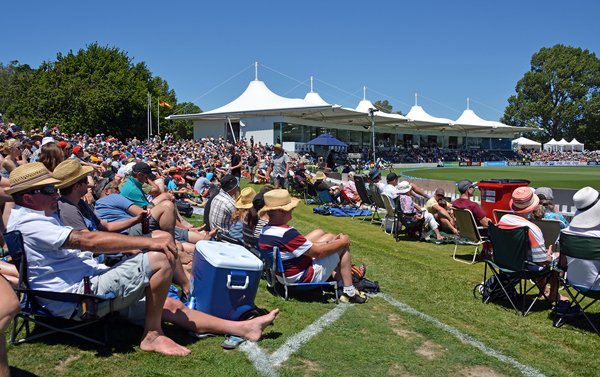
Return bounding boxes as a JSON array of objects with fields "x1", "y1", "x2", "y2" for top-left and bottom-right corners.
[{"x1": 25, "y1": 186, "x2": 57, "y2": 196}]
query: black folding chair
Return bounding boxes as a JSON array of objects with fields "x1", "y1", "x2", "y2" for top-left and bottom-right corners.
[
  {"x1": 6, "y1": 231, "x2": 117, "y2": 346},
  {"x1": 394, "y1": 195, "x2": 425, "y2": 242},
  {"x1": 353, "y1": 175, "x2": 378, "y2": 223}
]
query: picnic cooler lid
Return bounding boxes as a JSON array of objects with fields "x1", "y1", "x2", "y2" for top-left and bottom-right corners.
[{"x1": 195, "y1": 241, "x2": 263, "y2": 271}]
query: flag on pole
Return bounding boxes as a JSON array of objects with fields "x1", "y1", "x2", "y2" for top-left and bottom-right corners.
[{"x1": 160, "y1": 100, "x2": 172, "y2": 108}]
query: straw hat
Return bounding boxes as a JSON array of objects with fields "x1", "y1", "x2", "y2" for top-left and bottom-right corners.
[
  {"x1": 235, "y1": 187, "x2": 257, "y2": 209},
  {"x1": 168, "y1": 166, "x2": 177, "y2": 173},
  {"x1": 397, "y1": 181, "x2": 411, "y2": 194},
  {"x1": 314, "y1": 171, "x2": 326, "y2": 180},
  {"x1": 570, "y1": 187, "x2": 600, "y2": 229},
  {"x1": 111, "y1": 150, "x2": 121, "y2": 157},
  {"x1": 53, "y1": 160, "x2": 94, "y2": 189},
  {"x1": 273, "y1": 143, "x2": 283, "y2": 150},
  {"x1": 5, "y1": 162, "x2": 62, "y2": 195},
  {"x1": 509, "y1": 187, "x2": 539, "y2": 214},
  {"x1": 258, "y1": 189, "x2": 301, "y2": 215}
]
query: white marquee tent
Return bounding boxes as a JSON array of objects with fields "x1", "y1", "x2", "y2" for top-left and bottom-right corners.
[
  {"x1": 569, "y1": 138, "x2": 584, "y2": 152},
  {"x1": 512, "y1": 137, "x2": 541, "y2": 151}
]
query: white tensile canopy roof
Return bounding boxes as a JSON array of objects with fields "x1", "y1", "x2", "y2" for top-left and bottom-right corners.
[
  {"x1": 512, "y1": 136, "x2": 541, "y2": 150},
  {"x1": 453, "y1": 109, "x2": 531, "y2": 134}
]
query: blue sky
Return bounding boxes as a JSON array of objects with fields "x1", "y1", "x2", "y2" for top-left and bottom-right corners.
[{"x1": 3, "y1": 1, "x2": 599, "y2": 122}]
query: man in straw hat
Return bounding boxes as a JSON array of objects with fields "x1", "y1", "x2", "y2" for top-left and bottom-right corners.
[
  {"x1": 258, "y1": 189, "x2": 367, "y2": 303},
  {"x1": 557, "y1": 186, "x2": 600, "y2": 292},
  {"x1": 5, "y1": 163, "x2": 279, "y2": 356},
  {"x1": 266, "y1": 143, "x2": 290, "y2": 189},
  {"x1": 497, "y1": 186, "x2": 566, "y2": 302}
]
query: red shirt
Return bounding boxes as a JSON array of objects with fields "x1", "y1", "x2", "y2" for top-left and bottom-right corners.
[{"x1": 452, "y1": 198, "x2": 486, "y2": 226}]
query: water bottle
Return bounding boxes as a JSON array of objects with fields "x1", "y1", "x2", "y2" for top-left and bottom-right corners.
[
  {"x1": 81, "y1": 276, "x2": 97, "y2": 320},
  {"x1": 186, "y1": 296, "x2": 196, "y2": 310},
  {"x1": 142, "y1": 205, "x2": 150, "y2": 234}
]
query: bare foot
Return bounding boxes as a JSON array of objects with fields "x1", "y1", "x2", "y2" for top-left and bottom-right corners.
[
  {"x1": 140, "y1": 331, "x2": 191, "y2": 356},
  {"x1": 241, "y1": 309, "x2": 280, "y2": 342},
  {"x1": 179, "y1": 252, "x2": 193, "y2": 265}
]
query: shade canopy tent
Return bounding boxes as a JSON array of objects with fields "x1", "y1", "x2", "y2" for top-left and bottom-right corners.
[
  {"x1": 405, "y1": 105, "x2": 455, "y2": 130},
  {"x1": 511, "y1": 137, "x2": 541, "y2": 151},
  {"x1": 557, "y1": 138, "x2": 570, "y2": 152},
  {"x1": 544, "y1": 138, "x2": 559, "y2": 151},
  {"x1": 304, "y1": 133, "x2": 348, "y2": 147},
  {"x1": 569, "y1": 138, "x2": 584, "y2": 152}
]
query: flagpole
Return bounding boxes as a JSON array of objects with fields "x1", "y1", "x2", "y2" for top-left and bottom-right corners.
[
  {"x1": 157, "y1": 98, "x2": 160, "y2": 138},
  {"x1": 149, "y1": 94, "x2": 152, "y2": 140},
  {"x1": 147, "y1": 92, "x2": 150, "y2": 141}
]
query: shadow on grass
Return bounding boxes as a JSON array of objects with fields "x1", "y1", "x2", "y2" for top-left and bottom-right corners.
[
  {"x1": 474, "y1": 292, "x2": 554, "y2": 316},
  {"x1": 9, "y1": 366, "x2": 38, "y2": 377},
  {"x1": 266, "y1": 284, "x2": 336, "y2": 304},
  {"x1": 549, "y1": 308, "x2": 600, "y2": 337}
]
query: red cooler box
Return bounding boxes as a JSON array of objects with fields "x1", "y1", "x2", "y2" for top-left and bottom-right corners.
[
  {"x1": 190, "y1": 241, "x2": 263, "y2": 320},
  {"x1": 476, "y1": 179, "x2": 530, "y2": 223}
]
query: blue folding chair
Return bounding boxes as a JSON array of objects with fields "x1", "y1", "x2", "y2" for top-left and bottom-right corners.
[{"x1": 273, "y1": 247, "x2": 339, "y2": 303}]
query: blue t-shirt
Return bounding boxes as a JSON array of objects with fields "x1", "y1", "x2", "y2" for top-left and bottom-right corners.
[
  {"x1": 167, "y1": 179, "x2": 178, "y2": 192},
  {"x1": 95, "y1": 193, "x2": 135, "y2": 223}
]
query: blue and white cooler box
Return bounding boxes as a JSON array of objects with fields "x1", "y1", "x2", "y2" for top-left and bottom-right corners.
[{"x1": 190, "y1": 241, "x2": 263, "y2": 321}]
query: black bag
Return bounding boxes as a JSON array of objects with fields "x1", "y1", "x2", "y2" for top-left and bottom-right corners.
[
  {"x1": 351, "y1": 263, "x2": 380, "y2": 294},
  {"x1": 476, "y1": 272, "x2": 518, "y2": 300},
  {"x1": 175, "y1": 200, "x2": 193, "y2": 217}
]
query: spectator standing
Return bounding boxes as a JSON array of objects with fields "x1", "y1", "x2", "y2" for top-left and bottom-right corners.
[{"x1": 267, "y1": 144, "x2": 290, "y2": 189}]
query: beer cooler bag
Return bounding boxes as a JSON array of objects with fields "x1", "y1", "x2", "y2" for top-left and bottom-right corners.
[{"x1": 190, "y1": 241, "x2": 263, "y2": 320}]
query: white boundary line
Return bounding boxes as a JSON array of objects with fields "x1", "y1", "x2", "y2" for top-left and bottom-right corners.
[
  {"x1": 240, "y1": 294, "x2": 545, "y2": 377},
  {"x1": 378, "y1": 293, "x2": 546, "y2": 377}
]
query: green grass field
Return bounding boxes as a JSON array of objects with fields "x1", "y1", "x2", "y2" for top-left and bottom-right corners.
[
  {"x1": 6, "y1": 172, "x2": 600, "y2": 376},
  {"x1": 397, "y1": 166, "x2": 600, "y2": 190}
]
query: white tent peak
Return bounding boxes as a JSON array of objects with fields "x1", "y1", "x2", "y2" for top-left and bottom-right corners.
[
  {"x1": 201, "y1": 79, "x2": 329, "y2": 115},
  {"x1": 356, "y1": 99, "x2": 376, "y2": 113},
  {"x1": 405, "y1": 105, "x2": 454, "y2": 126},
  {"x1": 455, "y1": 109, "x2": 489, "y2": 126},
  {"x1": 304, "y1": 91, "x2": 329, "y2": 106},
  {"x1": 557, "y1": 138, "x2": 569, "y2": 145}
]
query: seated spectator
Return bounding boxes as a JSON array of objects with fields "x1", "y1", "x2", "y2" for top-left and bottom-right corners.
[
  {"x1": 244, "y1": 186, "x2": 275, "y2": 247},
  {"x1": 397, "y1": 181, "x2": 443, "y2": 241},
  {"x1": 1, "y1": 274, "x2": 20, "y2": 376},
  {"x1": 5, "y1": 163, "x2": 279, "y2": 357},
  {"x1": 497, "y1": 187, "x2": 565, "y2": 301},
  {"x1": 424, "y1": 188, "x2": 458, "y2": 235},
  {"x1": 452, "y1": 179, "x2": 491, "y2": 227},
  {"x1": 530, "y1": 187, "x2": 569, "y2": 229},
  {"x1": 258, "y1": 189, "x2": 367, "y2": 303},
  {"x1": 294, "y1": 167, "x2": 310, "y2": 187},
  {"x1": 313, "y1": 171, "x2": 342, "y2": 204},
  {"x1": 559, "y1": 187, "x2": 600, "y2": 291},
  {"x1": 254, "y1": 167, "x2": 269, "y2": 185},
  {"x1": 382, "y1": 172, "x2": 400, "y2": 199},
  {"x1": 207, "y1": 174, "x2": 238, "y2": 232},
  {"x1": 342, "y1": 171, "x2": 360, "y2": 204},
  {"x1": 229, "y1": 187, "x2": 256, "y2": 243}
]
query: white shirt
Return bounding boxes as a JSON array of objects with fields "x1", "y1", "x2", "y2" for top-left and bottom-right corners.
[
  {"x1": 561, "y1": 225, "x2": 600, "y2": 291},
  {"x1": 7, "y1": 206, "x2": 107, "y2": 317},
  {"x1": 382, "y1": 183, "x2": 398, "y2": 199}
]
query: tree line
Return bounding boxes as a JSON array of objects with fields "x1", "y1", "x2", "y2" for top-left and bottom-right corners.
[{"x1": 0, "y1": 43, "x2": 201, "y2": 139}]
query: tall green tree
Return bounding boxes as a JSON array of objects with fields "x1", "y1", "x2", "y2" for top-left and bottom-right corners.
[
  {"x1": 501, "y1": 44, "x2": 600, "y2": 148},
  {"x1": 0, "y1": 43, "x2": 195, "y2": 139}
]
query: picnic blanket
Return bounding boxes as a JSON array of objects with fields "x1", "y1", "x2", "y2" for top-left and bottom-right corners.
[{"x1": 313, "y1": 206, "x2": 372, "y2": 217}]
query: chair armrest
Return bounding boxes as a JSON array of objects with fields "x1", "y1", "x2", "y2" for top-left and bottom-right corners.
[{"x1": 14, "y1": 288, "x2": 116, "y2": 303}]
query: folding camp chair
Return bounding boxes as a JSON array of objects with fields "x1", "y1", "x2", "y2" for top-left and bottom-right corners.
[
  {"x1": 305, "y1": 182, "x2": 323, "y2": 206},
  {"x1": 480, "y1": 224, "x2": 553, "y2": 316},
  {"x1": 340, "y1": 189, "x2": 359, "y2": 208},
  {"x1": 289, "y1": 176, "x2": 307, "y2": 200},
  {"x1": 492, "y1": 209, "x2": 512, "y2": 224},
  {"x1": 369, "y1": 184, "x2": 386, "y2": 226},
  {"x1": 272, "y1": 247, "x2": 339, "y2": 303},
  {"x1": 254, "y1": 239, "x2": 276, "y2": 288},
  {"x1": 530, "y1": 219, "x2": 562, "y2": 254},
  {"x1": 452, "y1": 208, "x2": 489, "y2": 264},
  {"x1": 553, "y1": 233, "x2": 600, "y2": 336},
  {"x1": 5, "y1": 231, "x2": 116, "y2": 346},
  {"x1": 394, "y1": 194, "x2": 425, "y2": 242},
  {"x1": 353, "y1": 175, "x2": 377, "y2": 223},
  {"x1": 380, "y1": 194, "x2": 398, "y2": 235},
  {"x1": 316, "y1": 190, "x2": 351, "y2": 215}
]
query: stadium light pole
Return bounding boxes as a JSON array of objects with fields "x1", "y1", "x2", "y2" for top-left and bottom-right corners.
[{"x1": 368, "y1": 108, "x2": 379, "y2": 164}]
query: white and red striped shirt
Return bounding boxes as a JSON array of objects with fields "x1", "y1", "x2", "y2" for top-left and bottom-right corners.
[
  {"x1": 259, "y1": 225, "x2": 314, "y2": 283},
  {"x1": 498, "y1": 214, "x2": 547, "y2": 263}
]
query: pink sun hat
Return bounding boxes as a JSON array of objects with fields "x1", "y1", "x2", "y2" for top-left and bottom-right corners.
[{"x1": 509, "y1": 187, "x2": 539, "y2": 214}]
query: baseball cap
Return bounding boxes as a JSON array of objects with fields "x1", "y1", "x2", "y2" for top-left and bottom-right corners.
[
  {"x1": 386, "y1": 172, "x2": 398, "y2": 182},
  {"x1": 534, "y1": 187, "x2": 554, "y2": 200},
  {"x1": 458, "y1": 179, "x2": 476, "y2": 193},
  {"x1": 132, "y1": 162, "x2": 156, "y2": 179},
  {"x1": 73, "y1": 146, "x2": 82, "y2": 154},
  {"x1": 435, "y1": 188, "x2": 445, "y2": 196}
]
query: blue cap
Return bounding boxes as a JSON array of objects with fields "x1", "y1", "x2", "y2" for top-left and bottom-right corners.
[{"x1": 368, "y1": 168, "x2": 381, "y2": 181}]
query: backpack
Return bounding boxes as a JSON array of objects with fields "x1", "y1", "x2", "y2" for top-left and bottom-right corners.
[
  {"x1": 351, "y1": 264, "x2": 380, "y2": 294},
  {"x1": 475, "y1": 272, "x2": 518, "y2": 301}
]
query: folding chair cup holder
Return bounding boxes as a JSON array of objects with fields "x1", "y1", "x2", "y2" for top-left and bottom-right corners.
[
  {"x1": 5, "y1": 230, "x2": 117, "y2": 346},
  {"x1": 478, "y1": 224, "x2": 553, "y2": 317}
]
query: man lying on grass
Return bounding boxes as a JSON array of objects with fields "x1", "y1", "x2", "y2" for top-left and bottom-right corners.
[
  {"x1": 258, "y1": 189, "x2": 367, "y2": 303},
  {"x1": 6, "y1": 163, "x2": 279, "y2": 356}
]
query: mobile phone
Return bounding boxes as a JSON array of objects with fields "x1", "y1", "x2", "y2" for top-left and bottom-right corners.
[{"x1": 221, "y1": 335, "x2": 246, "y2": 349}]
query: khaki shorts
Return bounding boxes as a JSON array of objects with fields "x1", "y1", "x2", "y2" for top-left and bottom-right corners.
[
  {"x1": 311, "y1": 252, "x2": 340, "y2": 283},
  {"x1": 76, "y1": 252, "x2": 151, "y2": 325}
]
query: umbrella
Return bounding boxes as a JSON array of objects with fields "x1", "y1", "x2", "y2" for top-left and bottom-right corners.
[{"x1": 304, "y1": 134, "x2": 348, "y2": 147}]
